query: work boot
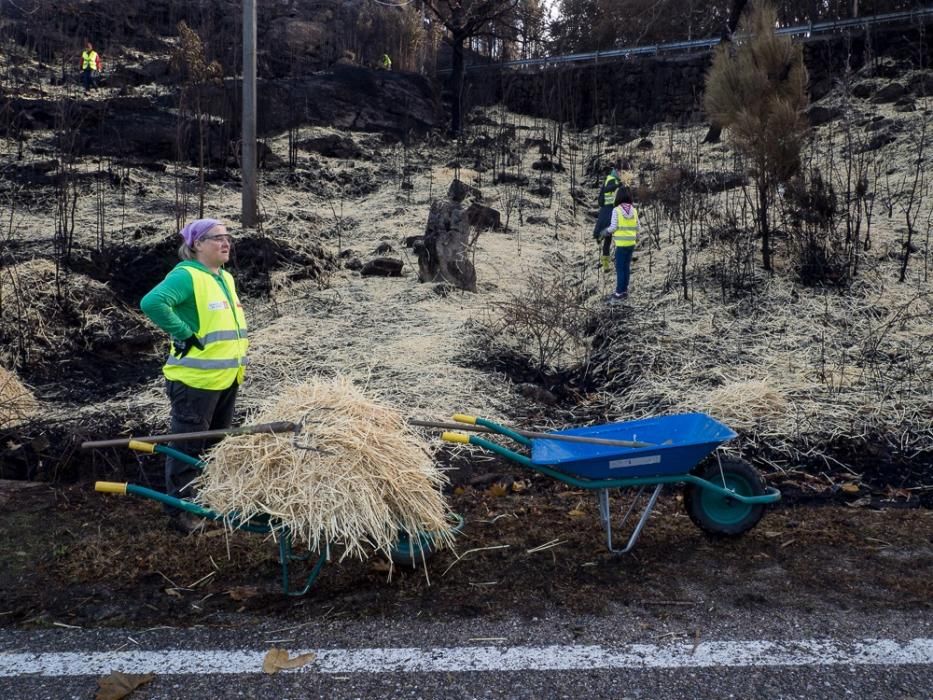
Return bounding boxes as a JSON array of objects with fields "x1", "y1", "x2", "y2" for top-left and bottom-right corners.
[{"x1": 600, "y1": 255, "x2": 611, "y2": 272}]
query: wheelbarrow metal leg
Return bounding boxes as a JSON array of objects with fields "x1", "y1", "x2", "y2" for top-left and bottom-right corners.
[
  {"x1": 278, "y1": 532, "x2": 328, "y2": 597},
  {"x1": 597, "y1": 484, "x2": 664, "y2": 554}
]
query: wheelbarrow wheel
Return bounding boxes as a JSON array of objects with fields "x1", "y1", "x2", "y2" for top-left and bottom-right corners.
[
  {"x1": 684, "y1": 455, "x2": 766, "y2": 537},
  {"x1": 388, "y1": 533, "x2": 437, "y2": 568}
]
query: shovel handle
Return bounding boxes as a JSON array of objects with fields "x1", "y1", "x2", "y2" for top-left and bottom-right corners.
[
  {"x1": 412, "y1": 418, "x2": 655, "y2": 449},
  {"x1": 81, "y1": 421, "x2": 298, "y2": 450}
]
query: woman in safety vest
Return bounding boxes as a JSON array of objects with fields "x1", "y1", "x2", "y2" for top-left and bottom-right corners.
[
  {"x1": 602, "y1": 187, "x2": 639, "y2": 301},
  {"x1": 81, "y1": 40, "x2": 101, "y2": 93},
  {"x1": 141, "y1": 219, "x2": 248, "y2": 532}
]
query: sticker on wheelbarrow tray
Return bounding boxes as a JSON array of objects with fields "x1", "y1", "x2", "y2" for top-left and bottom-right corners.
[{"x1": 609, "y1": 455, "x2": 661, "y2": 469}]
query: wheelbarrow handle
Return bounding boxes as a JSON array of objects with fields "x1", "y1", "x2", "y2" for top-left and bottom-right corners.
[
  {"x1": 81, "y1": 421, "x2": 299, "y2": 449},
  {"x1": 412, "y1": 417, "x2": 655, "y2": 449}
]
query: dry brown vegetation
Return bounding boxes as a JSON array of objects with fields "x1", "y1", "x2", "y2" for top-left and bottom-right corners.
[
  {"x1": 0, "y1": 6, "x2": 931, "y2": 633},
  {"x1": 0, "y1": 13, "x2": 929, "y2": 507},
  {"x1": 196, "y1": 376, "x2": 453, "y2": 560},
  {"x1": 0, "y1": 365, "x2": 37, "y2": 429}
]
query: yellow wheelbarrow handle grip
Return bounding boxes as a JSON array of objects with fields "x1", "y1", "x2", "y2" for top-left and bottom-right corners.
[
  {"x1": 441, "y1": 431, "x2": 470, "y2": 444},
  {"x1": 128, "y1": 440, "x2": 156, "y2": 453},
  {"x1": 95, "y1": 481, "x2": 128, "y2": 495},
  {"x1": 452, "y1": 414, "x2": 477, "y2": 425}
]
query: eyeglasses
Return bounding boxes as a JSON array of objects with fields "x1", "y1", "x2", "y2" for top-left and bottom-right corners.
[{"x1": 201, "y1": 234, "x2": 234, "y2": 244}]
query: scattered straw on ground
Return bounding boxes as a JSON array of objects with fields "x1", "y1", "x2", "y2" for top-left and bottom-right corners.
[
  {"x1": 688, "y1": 379, "x2": 789, "y2": 431},
  {"x1": 0, "y1": 365, "x2": 38, "y2": 428},
  {"x1": 195, "y1": 376, "x2": 453, "y2": 560}
]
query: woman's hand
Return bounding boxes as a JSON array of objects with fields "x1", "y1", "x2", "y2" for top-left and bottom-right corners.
[{"x1": 173, "y1": 335, "x2": 205, "y2": 358}]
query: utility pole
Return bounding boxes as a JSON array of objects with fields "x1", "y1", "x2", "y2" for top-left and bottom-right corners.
[{"x1": 242, "y1": 0, "x2": 257, "y2": 227}]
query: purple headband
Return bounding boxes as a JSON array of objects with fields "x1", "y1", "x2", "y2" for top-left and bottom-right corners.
[{"x1": 180, "y1": 218, "x2": 222, "y2": 247}]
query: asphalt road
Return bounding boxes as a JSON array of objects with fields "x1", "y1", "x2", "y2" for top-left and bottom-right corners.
[{"x1": 2, "y1": 606, "x2": 930, "y2": 699}]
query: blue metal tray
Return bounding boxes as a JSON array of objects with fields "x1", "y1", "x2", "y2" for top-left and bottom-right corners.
[{"x1": 531, "y1": 413, "x2": 737, "y2": 479}]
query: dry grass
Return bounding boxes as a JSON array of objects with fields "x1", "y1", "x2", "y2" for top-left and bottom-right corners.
[
  {"x1": 689, "y1": 379, "x2": 789, "y2": 432},
  {"x1": 0, "y1": 365, "x2": 37, "y2": 428},
  {"x1": 587, "y1": 267, "x2": 933, "y2": 471},
  {"x1": 0, "y1": 258, "x2": 152, "y2": 371},
  {"x1": 2, "y1": 68, "x2": 930, "y2": 486},
  {"x1": 194, "y1": 376, "x2": 453, "y2": 560}
]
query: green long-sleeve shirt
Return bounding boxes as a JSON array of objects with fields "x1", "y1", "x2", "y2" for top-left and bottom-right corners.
[{"x1": 140, "y1": 261, "x2": 233, "y2": 341}]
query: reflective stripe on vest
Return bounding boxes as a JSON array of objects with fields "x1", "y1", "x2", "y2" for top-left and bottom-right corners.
[
  {"x1": 599, "y1": 174, "x2": 618, "y2": 208},
  {"x1": 612, "y1": 206, "x2": 638, "y2": 248},
  {"x1": 82, "y1": 50, "x2": 98, "y2": 70},
  {"x1": 162, "y1": 267, "x2": 249, "y2": 390}
]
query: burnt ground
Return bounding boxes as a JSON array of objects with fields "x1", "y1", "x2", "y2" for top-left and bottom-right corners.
[{"x1": 1, "y1": 467, "x2": 930, "y2": 630}]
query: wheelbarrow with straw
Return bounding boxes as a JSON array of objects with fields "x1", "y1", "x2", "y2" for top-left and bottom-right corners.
[
  {"x1": 86, "y1": 410, "x2": 779, "y2": 592},
  {"x1": 415, "y1": 412, "x2": 781, "y2": 552},
  {"x1": 83, "y1": 421, "x2": 464, "y2": 596}
]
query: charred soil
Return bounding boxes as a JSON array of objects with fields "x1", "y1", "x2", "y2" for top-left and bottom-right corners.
[{"x1": 1, "y1": 478, "x2": 929, "y2": 629}]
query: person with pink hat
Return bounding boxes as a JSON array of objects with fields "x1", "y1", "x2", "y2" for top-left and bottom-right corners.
[{"x1": 141, "y1": 219, "x2": 249, "y2": 533}]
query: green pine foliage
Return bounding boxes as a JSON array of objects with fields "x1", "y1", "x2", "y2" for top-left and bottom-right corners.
[{"x1": 704, "y1": 2, "x2": 809, "y2": 270}]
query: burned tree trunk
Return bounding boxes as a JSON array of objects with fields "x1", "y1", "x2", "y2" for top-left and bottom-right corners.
[{"x1": 417, "y1": 200, "x2": 476, "y2": 291}]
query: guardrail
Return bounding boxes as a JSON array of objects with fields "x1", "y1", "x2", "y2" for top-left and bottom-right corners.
[{"x1": 438, "y1": 6, "x2": 933, "y2": 75}]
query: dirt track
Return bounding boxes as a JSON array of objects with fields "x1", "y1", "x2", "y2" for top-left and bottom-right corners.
[{"x1": 2, "y1": 476, "x2": 929, "y2": 628}]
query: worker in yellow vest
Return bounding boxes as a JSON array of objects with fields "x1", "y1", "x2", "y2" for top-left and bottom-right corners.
[
  {"x1": 140, "y1": 219, "x2": 249, "y2": 532},
  {"x1": 81, "y1": 40, "x2": 101, "y2": 93},
  {"x1": 381, "y1": 53, "x2": 392, "y2": 70},
  {"x1": 601, "y1": 187, "x2": 639, "y2": 301},
  {"x1": 593, "y1": 161, "x2": 620, "y2": 272}
]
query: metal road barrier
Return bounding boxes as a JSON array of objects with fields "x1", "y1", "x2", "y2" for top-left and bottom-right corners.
[{"x1": 438, "y1": 6, "x2": 933, "y2": 75}]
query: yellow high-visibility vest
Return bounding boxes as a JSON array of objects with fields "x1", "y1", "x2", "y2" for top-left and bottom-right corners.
[
  {"x1": 82, "y1": 50, "x2": 99, "y2": 70},
  {"x1": 599, "y1": 174, "x2": 618, "y2": 207},
  {"x1": 612, "y1": 205, "x2": 639, "y2": 248},
  {"x1": 162, "y1": 267, "x2": 249, "y2": 390}
]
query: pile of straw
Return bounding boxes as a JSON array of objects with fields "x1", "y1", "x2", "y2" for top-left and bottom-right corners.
[
  {"x1": 690, "y1": 379, "x2": 789, "y2": 431},
  {"x1": 195, "y1": 376, "x2": 452, "y2": 559},
  {"x1": 0, "y1": 365, "x2": 38, "y2": 429}
]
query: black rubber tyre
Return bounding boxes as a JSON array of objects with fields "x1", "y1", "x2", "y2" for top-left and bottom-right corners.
[{"x1": 684, "y1": 455, "x2": 767, "y2": 537}]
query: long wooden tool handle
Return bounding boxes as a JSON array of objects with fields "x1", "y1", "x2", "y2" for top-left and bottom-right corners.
[
  {"x1": 408, "y1": 419, "x2": 654, "y2": 449},
  {"x1": 81, "y1": 421, "x2": 298, "y2": 449}
]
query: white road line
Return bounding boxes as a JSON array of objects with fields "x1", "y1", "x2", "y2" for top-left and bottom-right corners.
[{"x1": 1, "y1": 639, "x2": 932, "y2": 676}]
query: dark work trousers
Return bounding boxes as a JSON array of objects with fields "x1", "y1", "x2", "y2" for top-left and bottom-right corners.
[
  {"x1": 601, "y1": 234, "x2": 613, "y2": 257},
  {"x1": 593, "y1": 205, "x2": 613, "y2": 257},
  {"x1": 165, "y1": 379, "x2": 238, "y2": 506},
  {"x1": 614, "y1": 245, "x2": 634, "y2": 295}
]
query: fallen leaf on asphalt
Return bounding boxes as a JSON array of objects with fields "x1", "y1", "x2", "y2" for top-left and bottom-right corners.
[
  {"x1": 262, "y1": 648, "x2": 317, "y2": 674},
  {"x1": 840, "y1": 483, "x2": 860, "y2": 494},
  {"x1": 95, "y1": 671, "x2": 154, "y2": 700}
]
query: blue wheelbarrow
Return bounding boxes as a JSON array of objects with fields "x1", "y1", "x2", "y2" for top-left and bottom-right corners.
[{"x1": 435, "y1": 412, "x2": 781, "y2": 553}]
